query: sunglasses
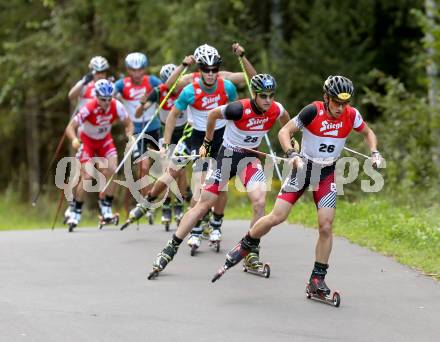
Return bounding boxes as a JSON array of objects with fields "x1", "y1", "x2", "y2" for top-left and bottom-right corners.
[
  {"x1": 200, "y1": 66, "x2": 219, "y2": 74},
  {"x1": 258, "y1": 92, "x2": 275, "y2": 100},
  {"x1": 98, "y1": 96, "x2": 112, "y2": 102}
]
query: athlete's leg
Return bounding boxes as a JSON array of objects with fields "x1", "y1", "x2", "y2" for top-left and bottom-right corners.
[
  {"x1": 249, "y1": 198, "x2": 292, "y2": 238},
  {"x1": 315, "y1": 208, "x2": 335, "y2": 264}
]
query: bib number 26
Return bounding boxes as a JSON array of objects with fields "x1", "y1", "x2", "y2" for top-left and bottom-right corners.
[{"x1": 319, "y1": 143, "x2": 335, "y2": 153}]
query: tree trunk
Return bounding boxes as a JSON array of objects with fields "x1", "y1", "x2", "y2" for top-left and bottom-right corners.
[
  {"x1": 425, "y1": 0, "x2": 439, "y2": 165},
  {"x1": 25, "y1": 89, "x2": 40, "y2": 201}
]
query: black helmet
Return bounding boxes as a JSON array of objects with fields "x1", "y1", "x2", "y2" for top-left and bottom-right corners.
[
  {"x1": 323, "y1": 75, "x2": 354, "y2": 101},
  {"x1": 251, "y1": 74, "x2": 277, "y2": 93}
]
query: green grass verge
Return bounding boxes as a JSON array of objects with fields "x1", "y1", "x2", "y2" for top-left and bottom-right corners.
[
  {"x1": 1, "y1": 189, "x2": 439, "y2": 281},
  {"x1": 225, "y1": 187, "x2": 440, "y2": 281}
]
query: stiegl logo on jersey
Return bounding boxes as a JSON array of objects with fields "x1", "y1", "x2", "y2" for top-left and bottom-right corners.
[
  {"x1": 320, "y1": 120, "x2": 343, "y2": 136},
  {"x1": 129, "y1": 88, "x2": 146, "y2": 99},
  {"x1": 201, "y1": 94, "x2": 221, "y2": 109},
  {"x1": 246, "y1": 117, "x2": 269, "y2": 130}
]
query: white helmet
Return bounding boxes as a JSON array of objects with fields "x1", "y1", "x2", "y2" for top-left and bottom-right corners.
[
  {"x1": 89, "y1": 56, "x2": 109, "y2": 72},
  {"x1": 125, "y1": 52, "x2": 148, "y2": 69},
  {"x1": 159, "y1": 64, "x2": 177, "y2": 82},
  {"x1": 193, "y1": 44, "x2": 222, "y2": 66}
]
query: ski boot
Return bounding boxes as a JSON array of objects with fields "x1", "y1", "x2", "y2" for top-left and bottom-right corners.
[
  {"x1": 187, "y1": 233, "x2": 202, "y2": 256},
  {"x1": 161, "y1": 200, "x2": 172, "y2": 232},
  {"x1": 98, "y1": 199, "x2": 119, "y2": 229},
  {"x1": 120, "y1": 203, "x2": 148, "y2": 230},
  {"x1": 148, "y1": 239, "x2": 180, "y2": 280},
  {"x1": 305, "y1": 268, "x2": 340, "y2": 307},
  {"x1": 67, "y1": 208, "x2": 82, "y2": 233},
  {"x1": 173, "y1": 201, "x2": 184, "y2": 226},
  {"x1": 242, "y1": 247, "x2": 270, "y2": 278},
  {"x1": 212, "y1": 237, "x2": 256, "y2": 283},
  {"x1": 208, "y1": 213, "x2": 223, "y2": 252}
]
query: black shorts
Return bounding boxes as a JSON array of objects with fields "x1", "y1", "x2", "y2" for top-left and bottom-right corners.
[
  {"x1": 132, "y1": 129, "x2": 161, "y2": 160},
  {"x1": 204, "y1": 146, "x2": 266, "y2": 195},
  {"x1": 190, "y1": 127, "x2": 225, "y2": 172},
  {"x1": 171, "y1": 125, "x2": 185, "y2": 145}
]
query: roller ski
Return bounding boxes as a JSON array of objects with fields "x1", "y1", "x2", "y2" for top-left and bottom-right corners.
[
  {"x1": 305, "y1": 275, "x2": 341, "y2": 307},
  {"x1": 120, "y1": 203, "x2": 148, "y2": 230},
  {"x1": 211, "y1": 238, "x2": 252, "y2": 283},
  {"x1": 187, "y1": 234, "x2": 201, "y2": 256},
  {"x1": 147, "y1": 239, "x2": 180, "y2": 280},
  {"x1": 161, "y1": 202, "x2": 172, "y2": 232},
  {"x1": 66, "y1": 208, "x2": 81, "y2": 233},
  {"x1": 63, "y1": 203, "x2": 72, "y2": 224},
  {"x1": 208, "y1": 214, "x2": 223, "y2": 253},
  {"x1": 98, "y1": 199, "x2": 119, "y2": 229},
  {"x1": 242, "y1": 249, "x2": 270, "y2": 278},
  {"x1": 98, "y1": 213, "x2": 119, "y2": 229},
  {"x1": 209, "y1": 229, "x2": 221, "y2": 253}
]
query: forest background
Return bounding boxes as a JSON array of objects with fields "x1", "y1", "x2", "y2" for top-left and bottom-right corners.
[{"x1": 0, "y1": 0, "x2": 438, "y2": 277}]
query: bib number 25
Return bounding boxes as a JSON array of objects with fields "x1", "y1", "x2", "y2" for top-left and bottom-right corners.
[
  {"x1": 244, "y1": 136, "x2": 258, "y2": 143},
  {"x1": 319, "y1": 143, "x2": 335, "y2": 153}
]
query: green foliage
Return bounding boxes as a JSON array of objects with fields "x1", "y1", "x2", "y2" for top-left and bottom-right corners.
[{"x1": 363, "y1": 70, "x2": 439, "y2": 196}]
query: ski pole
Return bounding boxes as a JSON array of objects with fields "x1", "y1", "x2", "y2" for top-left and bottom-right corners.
[
  {"x1": 32, "y1": 129, "x2": 69, "y2": 207},
  {"x1": 102, "y1": 66, "x2": 188, "y2": 193},
  {"x1": 237, "y1": 56, "x2": 283, "y2": 180},
  {"x1": 343, "y1": 146, "x2": 371, "y2": 159}
]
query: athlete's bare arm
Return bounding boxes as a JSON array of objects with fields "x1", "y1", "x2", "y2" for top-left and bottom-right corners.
[
  {"x1": 278, "y1": 120, "x2": 300, "y2": 153},
  {"x1": 357, "y1": 123, "x2": 378, "y2": 153},
  {"x1": 165, "y1": 56, "x2": 196, "y2": 89},
  {"x1": 278, "y1": 110, "x2": 290, "y2": 127},
  {"x1": 65, "y1": 118, "x2": 81, "y2": 150},
  {"x1": 122, "y1": 117, "x2": 134, "y2": 138},
  {"x1": 134, "y1": 100, "x2": 153, "y2": 118},
  {"x1": 205, "y1": 108, "x2": 223, "y2": 142},
  {"x1": 68, "y1": 81, "x2": 84, "y2": 103},
  {"x1": 279, "y1": 119, "x2": 303, "y2": 168},
  {"x1": 163, "y1": 107, "x2": 181, "y2": 145}
]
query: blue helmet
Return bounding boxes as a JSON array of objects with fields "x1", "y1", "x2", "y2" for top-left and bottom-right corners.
[
  {"x1": 251, "y1": 74, "x2": 277, "y2": 93},
  {"x1": 94, "y1": 79, "x2": 114, "y2": 98},
  {"x1": 125, "y1": 52, "x2": 148, "y2": 69}
]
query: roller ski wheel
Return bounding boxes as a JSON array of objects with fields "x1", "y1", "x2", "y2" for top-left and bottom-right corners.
[
  {"x1": 147, "y1": 212, "x2": 154, "y2": 225},
  {"x1": 242, "y1": 263, "x2": 270, "y2": 278},
  {"x1": 164, "y1": 221, "x2": 170, "y2": 231},
  {"x1": 147, "y1": 268, "x2": 161, "y2": 280},
  {"x1": 98, "y1": 213, "x2": 120, "y2": 230},
  {"x1": 190, "y1": 244, "x2": 198, "y2": 257},
  {"x1": 68, "y1": 223, "x2": 76, "y2": 233},
  {"x1": 209, "y1": 240, "x2": 220, "y2": 253},
  {"x1": 211, "y1": 265, "x2": 229, "y2": 283},
  {"x1": 120, "y1": 219, "x2": 132, "y2": 231},
  {"x1": 305, "y1": 283, "x2": 341, "y2": 307}
]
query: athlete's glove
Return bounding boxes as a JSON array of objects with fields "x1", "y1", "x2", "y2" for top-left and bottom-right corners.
[
  {"x1": 82, "y1": 73, "x2": 94, "y2": 85},
  {"x1": 199, "y1": 138, "x2": 212, "y2": 158},
  {"x1": 72, "y1": 137, "x2": 81, "y2": 150},
  {"x1": 371, "y1": 150, "x2": 382, "y2": 169},
  {"x1": 285, "y1": 148, "x2": 304, "y2": 169},
  {"x1": 290, "y1": 135, "x2": 300, "y2": 153}
]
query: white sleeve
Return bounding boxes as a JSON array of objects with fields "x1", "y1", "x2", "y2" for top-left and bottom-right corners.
[
  {"x1": 219, "y1": 104, "x2": 228, "y2": 119},
  {"x1": 353, "y1": 109, "x2": 364, "y2": 129},
  {"x1": 75, "y1": 105, "x2": 90, "y2": 125},
  {"x1": 116, "y1": 100, "x2": 128, "y2": 120},
  {"x1": 275, "y1": 102, "x2": 285, "y2": 118}
]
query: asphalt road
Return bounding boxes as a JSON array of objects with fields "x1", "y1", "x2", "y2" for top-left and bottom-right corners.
[{"x1": 0, "y1": 220, "x2": 438, "y2": 342}]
